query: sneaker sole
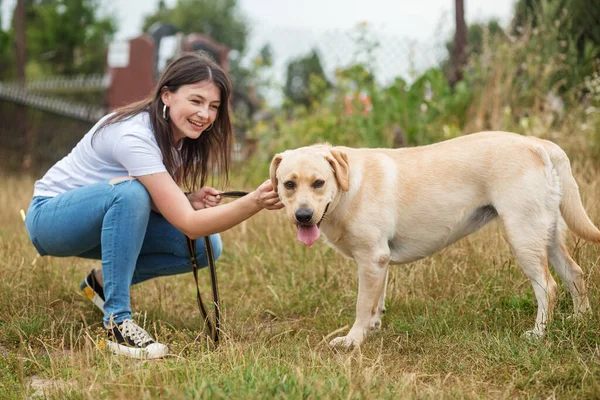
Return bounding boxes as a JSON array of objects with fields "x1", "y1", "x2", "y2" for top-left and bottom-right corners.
[
  {"x1": 105, "y1": 340, "x2": 169, "y2": 359},
  {"x1": 80, "y1": 279, "x2": 106, "y2": 314}
]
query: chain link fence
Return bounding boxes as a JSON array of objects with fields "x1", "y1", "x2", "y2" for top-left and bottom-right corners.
[{"x1": 244, "y1": 21, "x2": 453, "y2": 105}]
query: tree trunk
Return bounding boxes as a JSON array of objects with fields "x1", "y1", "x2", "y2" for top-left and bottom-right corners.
[
  {"x1": 15, "y1": 0, "x2": 26, "y2": 84},
  {"x1": 15, "y1": 0, "x2": 31, "y2": 169},
  {"x1": 449, "y1": 0, "x2": 467, "y2": 88}
]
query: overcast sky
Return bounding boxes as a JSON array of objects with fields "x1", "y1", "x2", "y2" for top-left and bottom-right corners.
[
  {"x1": 2, "y1": 0, "x2": 516, "y2": 101},
  {"x1": 2, "y1": 0, "x2": 516, "y2": 48}
]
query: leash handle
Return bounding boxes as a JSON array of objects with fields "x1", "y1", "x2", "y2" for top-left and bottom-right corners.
[{"x1": 217, "y1": 191, "x2": 249, "y2": 198}]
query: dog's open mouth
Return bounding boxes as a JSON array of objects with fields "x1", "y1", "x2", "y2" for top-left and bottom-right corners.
[
  {"x1": 297, "y1": 223, "x2": 320, "y2": 247},
  {"x1": 295, "y1": 203, "x2": 330, "y2": 247}
]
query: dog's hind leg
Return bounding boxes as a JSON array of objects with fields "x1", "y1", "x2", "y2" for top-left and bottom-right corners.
[
  {"x1": 496, "y1": 147, "x2": 563, "y2": 338},
  {"x1": 498, "y1": 172, "x2": 559, "y2": 339},
  {"x1": 548, "y1": 217, "x2": 591, "y2": 317},
  {"x1": 503, "y1": 213, "x2": 557, "y2": 338},
  {"x1": 330, "y1": 248, "x2": 390, "y2": 348}
]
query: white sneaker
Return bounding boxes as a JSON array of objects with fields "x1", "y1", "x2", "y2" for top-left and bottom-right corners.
[{"x1": 104, "y1": 319, "x2": 169, "y2": 359}]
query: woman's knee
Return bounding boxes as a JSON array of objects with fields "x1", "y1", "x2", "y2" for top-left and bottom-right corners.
[{"x1": 111, "y1": 179, "x2": 151, "y2": 212}]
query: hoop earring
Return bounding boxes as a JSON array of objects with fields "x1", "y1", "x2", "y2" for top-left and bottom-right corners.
[
  {"x1": 204, "y1": 123, "x2": 213, "y2": 131},
  {"x1": 162, "y1": 104, "x2": 169, "y2": 121}
]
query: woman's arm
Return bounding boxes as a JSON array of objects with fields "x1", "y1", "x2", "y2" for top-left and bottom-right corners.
[{"x1": 137, "y1": 172, "x2": 280, "y2": 239}]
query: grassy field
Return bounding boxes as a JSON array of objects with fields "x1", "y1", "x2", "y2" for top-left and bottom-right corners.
[{"x1": 1, "y1": 155, "x2": 600, "y2": 399}]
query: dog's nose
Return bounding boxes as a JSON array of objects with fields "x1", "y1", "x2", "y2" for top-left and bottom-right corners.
[{"x1": 295, "y1": 208, "x2": 313, "y2": 224}]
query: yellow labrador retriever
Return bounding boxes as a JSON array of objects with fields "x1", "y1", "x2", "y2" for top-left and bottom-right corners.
[{"x1": 270, "y1": 131, "x2": 600, "y2": 348}]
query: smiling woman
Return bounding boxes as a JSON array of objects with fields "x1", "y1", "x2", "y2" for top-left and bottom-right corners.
[
  {"x1": 22, "y1": 51, "x2": 284, "y2": 360},
  {"x1": 161, "y1": 81, "x2": 221, "y2": 142}
]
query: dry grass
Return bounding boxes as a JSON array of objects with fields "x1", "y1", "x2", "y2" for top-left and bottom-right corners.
[{"x1": 1, "y1": 151, "x2": 600, "y2": 399}]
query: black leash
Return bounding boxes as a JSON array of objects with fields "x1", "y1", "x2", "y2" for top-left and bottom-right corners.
[{"x1": 185, "y1": 190, "x2": 249, "y2": 344}]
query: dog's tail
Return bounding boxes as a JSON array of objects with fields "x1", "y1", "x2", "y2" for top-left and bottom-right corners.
[{"x1": 542, "y1": 140, "x2": 600, "y2": 243}]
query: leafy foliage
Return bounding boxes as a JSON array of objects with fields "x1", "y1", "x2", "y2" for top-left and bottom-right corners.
[
  {"x1": 283, "y1": 49, "x2": 330, "y2": 109},
  {"x1": 0, "y1": 11, "x2": 15, "y2": 80},
  {"x1": 142, "y1": 0, "x2": 249, "y2": 53},
  {"x1": 24, "y1": 0, "x2": 116, "y2": 76},
  {"x1": 513, "y1": 0, "x2": 600, "y2": 55}
]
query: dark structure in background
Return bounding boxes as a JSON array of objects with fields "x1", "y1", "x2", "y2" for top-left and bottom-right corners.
[
  {"x1": 108, "y1": 24, "x2": 230, "y2": 110},
  {"x1": 148, "y1": 22, "x2": 179, "y2": 81},
  {"x1": 105, "y1": 35, "x2": 156, "y2": 111}
]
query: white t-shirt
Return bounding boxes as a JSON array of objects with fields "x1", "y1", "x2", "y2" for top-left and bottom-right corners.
[{"x1": 34, "y1": 112, "x2": 169, "y2": 197}]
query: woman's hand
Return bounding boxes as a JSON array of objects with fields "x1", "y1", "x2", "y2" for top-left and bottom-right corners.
[
  {"x1": 187, "y1": 186, "x2": 222, "y2": 210},
  {"x1": 253, "y1": 180, "x2": 284, "y2": 210}
]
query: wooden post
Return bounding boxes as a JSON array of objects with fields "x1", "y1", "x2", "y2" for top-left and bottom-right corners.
[
  {"x1": 449, "y1": 0, "x2": 467, "y2": 88},
  {"x1": 15, "y1": 0, "x2": 31, "y2": 169}
]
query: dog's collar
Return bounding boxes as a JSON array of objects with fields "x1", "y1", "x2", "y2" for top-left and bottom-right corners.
[{"x1": 317, "y1": 202, "x2": 331, "y2": 226}]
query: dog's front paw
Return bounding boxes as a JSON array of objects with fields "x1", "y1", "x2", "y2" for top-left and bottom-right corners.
[
  {"x1": 369, "y1": 306, "x2": 386, "y2": 331},
  {"x1": 522, "y1": 328, "x2": 544, "y2": 341},
  {"x1": 370, "y1": 317, "x2": 382, "y2": 330},
  {"x1": 329, "y1": 335, "x2": 360, "y2": 349}
]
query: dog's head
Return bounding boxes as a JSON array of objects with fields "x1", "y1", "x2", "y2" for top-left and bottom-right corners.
[{"x1": 270, "y1": 145, "x2": 350, "y2": 246}]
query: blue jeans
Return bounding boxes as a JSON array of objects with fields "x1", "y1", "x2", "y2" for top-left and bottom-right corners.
[{"x1": 24, "y1": 179, "x2": 222, "y2": 325}]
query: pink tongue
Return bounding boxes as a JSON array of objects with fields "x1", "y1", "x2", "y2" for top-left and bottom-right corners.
[{"x1": 297, "y1": 225, "x2": 320, "y2": 247}]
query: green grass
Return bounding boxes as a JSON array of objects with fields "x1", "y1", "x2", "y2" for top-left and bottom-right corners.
[{"x1": 1, "y1": 161, "x2": 600, "y2": 399}]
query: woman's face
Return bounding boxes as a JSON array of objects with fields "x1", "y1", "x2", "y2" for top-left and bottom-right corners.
[{"x1": 161, "y1": 81, "x2": 221, "y2": 144}]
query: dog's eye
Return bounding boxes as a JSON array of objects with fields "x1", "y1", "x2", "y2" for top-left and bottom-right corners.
[
  {"x1": 312, "y1": 180, "x2": 325, "y2": 189},
  {"x1": 284, "y1": 181, "x2": 296, "y2": 190}
]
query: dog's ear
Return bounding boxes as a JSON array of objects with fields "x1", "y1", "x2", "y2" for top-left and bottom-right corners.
[
  {"x1": 326, "y1": 149, "x2": 350, "y2": 192},
  {"x1": 269, "y1": 153, "x2": 283, "y2": 193}
]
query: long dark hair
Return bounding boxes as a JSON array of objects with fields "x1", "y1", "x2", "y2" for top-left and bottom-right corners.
[{"x1": 95, "y1": 51, "x2": 233, "y2": 190}]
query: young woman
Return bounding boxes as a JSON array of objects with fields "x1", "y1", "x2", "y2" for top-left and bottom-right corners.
[{"x1": 24, "y1": 52, "x2": 283, "y2": 359}]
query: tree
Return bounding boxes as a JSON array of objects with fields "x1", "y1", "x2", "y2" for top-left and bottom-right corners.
[
  {"x1": 0, "y1": 4, "x2": 16, "y2": 79},
  {"x1": 462, "y1": 19, "x2": 503, "y2": 56},
  {"x1": 0, "y1": 31, "x2": 13, "y2": 79},
  {"x1": 142, "y1": 0, "x2": 248, "y2": 53},
  {"x1": 441, "y1": 20, "x2": 504, "y2": 86},
  {"x1": 283, "y1": 49, "x2": 330, "y2": 109},
  {"x1": 15, "y1": 0, "x2": 26, "y2": 82},
  {"x1": 25, "y1": 0, "x2": 116, "y2": 76},
  {"x1": 512, "y1": 0, "x2": 600, "y2": 93},
  {"x1": 448, "y1": 0, "x2": 467, "y2": 87},
  {"x1": 513, "y1": 0, "x2": 600, "y2": 56}
]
